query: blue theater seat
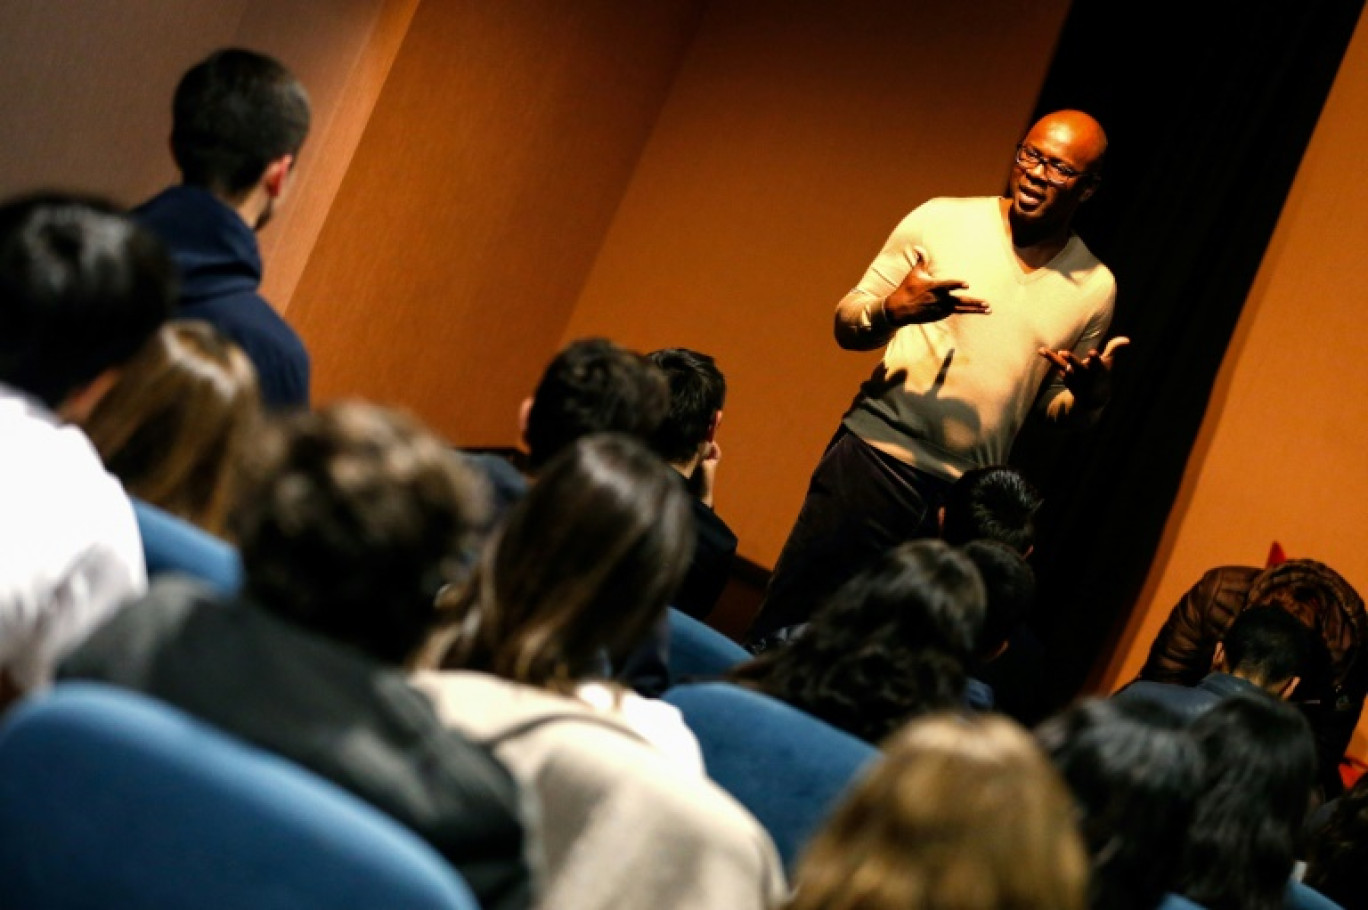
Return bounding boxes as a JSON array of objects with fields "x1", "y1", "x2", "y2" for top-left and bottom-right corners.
[
  {"x1": 0, "y1": 683, "x2": 479, "y2": 909},
  {"x1": 131, "y1": 497, "x2": 243, "y2": 595}
]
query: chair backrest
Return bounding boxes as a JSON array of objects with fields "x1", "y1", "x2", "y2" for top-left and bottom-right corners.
[
  {"x1": 1157, "y1": 893, "x2": 1207, "y2": 910},
  {"x1": 662, "y1": 681, "x2": 878, "y2": 870},
  {"x1": 1286, "y1": 880, "x2": 1347, "y2": 910},
  {"x1": 667, "y1": 607, "x2": 752, "y2": 683},
  {"x1": 0, "y1": 683, "x2": 479, "y2": 910},
  {"x1": 132, "y1": 497, "x2": 243, "y2": 595}
]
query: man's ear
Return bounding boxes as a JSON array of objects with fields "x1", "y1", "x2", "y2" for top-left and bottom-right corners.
[
  {"x1": 1211, "y1": 641, "x2": 1229, "y2": 674},
  {"x1": 937, "y1": 506, "x2": 946, "y2": 534},
  {"x1": 262, "y1": 154, "x2": 295, "y2": 199},
  {"x1": 1278, "y1": 676, "x2": 1301, "y2": 700},
  {"x1": 57, "y1": 367, "x2": 122, "y2": 424},
  {"x1": 1079, "y1": 174, "x2": 1101, "y2": 203},
  {"x1": 705, "y1": 410, "x2": 722, "y2": 443},
  {"x1": 517, "y1": 396, "x2": 534, "y2": 451}
]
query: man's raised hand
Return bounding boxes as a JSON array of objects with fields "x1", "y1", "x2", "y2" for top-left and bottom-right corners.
[
  {"x1": 882, "y1": 246, "x2": 990, "y2": 327},
  {"x1": 1038, "y1": 336, "x2": 1131, "y2": 409}
]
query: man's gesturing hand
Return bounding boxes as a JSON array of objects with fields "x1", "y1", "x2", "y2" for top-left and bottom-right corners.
[
  {"x1": 1038, "y1": 336, "x2": 1131, "y2": 409},
  {"x1": 882, "y1": 246, "x2": 990, "y2": 326}
]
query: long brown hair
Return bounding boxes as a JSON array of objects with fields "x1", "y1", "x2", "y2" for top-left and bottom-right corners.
[
  {"x1": 80, "y1": 319, "x2": 259, "y2": 537},
  {"x1": 787, "y1": 713, "x2": 1089, "y2": 910},
  {"x1": 438, "y1": 433, "x2": 693, "y2": 693}
]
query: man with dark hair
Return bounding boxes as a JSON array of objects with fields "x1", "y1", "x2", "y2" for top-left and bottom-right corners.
[
  {"x1": 134, "y1": 48, "x2": 312, "y2": 409},
  {"x1": 60, "y1": 402, "x2": 532, "y2": 910},
  {"x1": 939, "y1": 465, "x2": 1045, "y2": 556},
  {"x1": 646, "y1": 347, "x2": 736, "y2": 619},
  {"x1": 521, "y1": 337, "x2": 669, "y2": 474},
  {"x1": 0, "y1": 192, "x2": 176, "y2": 706},
  {"x1": 960, "y1": 540, "x2": 1037, "y2": 712},
  {"x1": 1118, "y1": 606, "x2": 1313, "y2": 724}
]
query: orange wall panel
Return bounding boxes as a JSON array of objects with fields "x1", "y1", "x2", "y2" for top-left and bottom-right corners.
[
  {"x1": 1102, "y1": 11, "x2": 1368, "y2": 757},
  {"x1": 288, "y1": 0, "x2": 703, "y2": 444},
  {"x1": 561, "y1": 0, "x2": 1074, "y2": 565}
]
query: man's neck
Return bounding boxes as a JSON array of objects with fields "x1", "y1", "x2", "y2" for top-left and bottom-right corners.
[
  {"x1": 668, "y1": 456, "x2": 699, "y2": 479},
  {"x1": 1000, "y1": 198, "x2": 1071, "y2": 271}
]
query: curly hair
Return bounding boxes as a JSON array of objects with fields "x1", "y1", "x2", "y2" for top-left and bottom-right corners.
[
  {"x1": 731, "y1": 539, "x2": 984, "y2": 744},
  {"x1": 231, "y1": 401, "x2": 487, "y2": 666}
]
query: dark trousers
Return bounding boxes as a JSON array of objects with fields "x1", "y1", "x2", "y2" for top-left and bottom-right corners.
[{"x1": 746, "y1": 427, "x2": 953, "y2": 645}]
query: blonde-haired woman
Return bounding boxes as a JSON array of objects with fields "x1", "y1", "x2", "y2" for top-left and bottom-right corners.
[
  {"x1": 786, "y1": 713, "x2": 1088, "y2": 910},
  {"x1": 77, "y1": 319, "x2": 259, "y2": 537}
]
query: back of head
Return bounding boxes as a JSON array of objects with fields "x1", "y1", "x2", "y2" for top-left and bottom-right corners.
[
  {"x1": 1180, "y1": 694, "x2": 1317, "y2": 910},
  {"x1": 80, "y1": 320, "x2": 260, "y2": 537},
  {"x1": 787, "y1": 713, "x2": 1088, "y2": 910},
  {"x1": 962, "y1": 539, "x2": 1036, "y2": 660},
  {"x1": 733, "y1": 539, "x2": 985, "y2": 743},
  {"x1": 524, "y1": 338, "x2": 669, "y2": 472},
  {"x1": 645, "y1": 347, "x2": 726, "y2": 465},
  {"x1": 941, "y1": 466, "x2": 1044, "y2": 554},
  {"x1": 445, "y1": 433, "x2": 694, "y2": 691},
  {"x1": 0, "y1": 193, "x2": 175, "y2": 407},
  {"x1": 230, "y1": 401, "x2": 487, "y2": 666},
  {"x1": 1036, "y1": 698, "x2": 1205, "y2": 910},
  {"x1": 171, "y1": 48, "x2": 311, "y2": 198},
  {"x1": 1222, "y1": 605, "x2": 1313, "y2": 689}
]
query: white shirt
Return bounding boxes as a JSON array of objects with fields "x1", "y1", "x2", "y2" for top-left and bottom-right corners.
[{"x1": 0, "y1": 385, "x2": 146, "y2": 690}]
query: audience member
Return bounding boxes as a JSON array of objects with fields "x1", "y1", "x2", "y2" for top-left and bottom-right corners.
[
  {"x1": 1176, "y1": 694, "x2": 1319, "y2": 910},
  {"x1": 961, "y1": 539, "x2": 1037, "y2": 712},
  {"x1": 78, "y1": 319, "x2": 260, "y2": 538},
  {"x1": 939, "y1": 465, "x2": 1045, "y2": 555},
  {"x1": 646, "y1": 347, "x2": 737, "y2": 620},
  {"x1": 59, "y1": 402, "x2": 531, "y2": 910},
  {"x1": 1140, "y1": 557, "x2": 1367, "y2": 796},
  {"x1": 429, "y1": 432, "x2": 702, "y2": 769},
  {"x1": 785, "y1": 713, "x2": 1087, "y2": 910},
  {"x1": 1117, "y1": 605, "x2": 1312, "y2": 722},
  {"x1": 0, "y1": 192, "x2": 175, "y2": 707},
  {"x1": 729, "y1": 539, "x2": 985, "y2": 745},
  {"x1": 1304, "y1": 772, "x2": 1368, "y2": 909},
  {"x1": 134, "y1": 48, "x2": 312, "y2": 409},
  {"x1": 416, "y1": 433, "x2": 785, "y2": 909},
  {"x1": 1036, "y1": 698, "x2": 1206, "y2": 910}
]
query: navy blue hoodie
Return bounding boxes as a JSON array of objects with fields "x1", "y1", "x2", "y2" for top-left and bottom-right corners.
[{"x1": 134, "y1": 186, "x2": 310, "y2": 410}]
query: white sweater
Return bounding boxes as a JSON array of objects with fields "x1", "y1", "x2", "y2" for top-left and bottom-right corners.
[{"x1": 838, "y1": 196, "x2": 1116, "y2": 481}]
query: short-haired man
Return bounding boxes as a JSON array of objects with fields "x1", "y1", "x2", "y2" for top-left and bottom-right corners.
[
  {"x1": 0, "y1": 192, "x2": 176, "y2": 706},
  {"x1": 646, "y1": 347, "x2": 736, "y2": 620},
  {"x1": 939, "y1": 465, "x2": 1045, "y2": 556},
  {"x1": 61, "y1": 402, "x2": 532, "y2": 910},
  {"x1": 1118, "y1": 606, "x2": 1313, "y2": 723},
  {"x1": 134, "y1": 48, "x2": 312, "y2": 409}
]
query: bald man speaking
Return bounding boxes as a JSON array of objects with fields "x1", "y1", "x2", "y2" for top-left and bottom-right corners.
[{"x1": 748, "y1": 110, "x2": 1129, "y2": 648}]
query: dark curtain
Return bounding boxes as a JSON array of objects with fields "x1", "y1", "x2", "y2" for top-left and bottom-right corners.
[{"x1": 1008, "y1": 0, "x2": 1364, "y2": 708}]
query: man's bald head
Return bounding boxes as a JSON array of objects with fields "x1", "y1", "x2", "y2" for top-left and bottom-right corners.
[
  {"x1": 1025, "y1": 110, "x2": 1108, "y2": 175},
  {"x1": 1008, "y1": 109, "x2": 1108, "y2": 243}
]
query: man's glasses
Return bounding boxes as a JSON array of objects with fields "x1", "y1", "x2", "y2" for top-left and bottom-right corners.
[{"x1": 1014, "y1": 144, "x2": 1087, "y2": 187}]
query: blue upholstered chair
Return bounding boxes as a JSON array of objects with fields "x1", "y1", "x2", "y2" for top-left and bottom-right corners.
[
  {"x1": 0, "y1": 683, "x2": 479, "y2": 909},
  {"x1": 666, "y1": 607, "x2": 752, "y2": 683},
  {"x1": 1158, "y1": 894, "x2": 1207, "y2": 910},
  {"x1": 132, "y1": 497, "x2": 243, "y2": 595},
  {"x1": 662, "y1": 681, "x2": 878, "y2": 870},
  {"x1": 1287, "y1": 880, "x2": 1347, "y2": 910}
]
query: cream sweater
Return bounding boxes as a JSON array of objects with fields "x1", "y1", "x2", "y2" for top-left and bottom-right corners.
[{"x1": 837, "y1": 196, "x2": 1116, "y2": 481}]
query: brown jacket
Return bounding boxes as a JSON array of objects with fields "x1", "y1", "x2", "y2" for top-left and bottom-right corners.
[{"x1": 1139, "y1": 560, "x2": 1368, "y2": 782}]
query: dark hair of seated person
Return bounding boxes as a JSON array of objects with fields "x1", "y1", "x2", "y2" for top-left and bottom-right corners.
[
  {"x1": 1304, "y1": 771, "x2": 1368, "y2": 909},
  {"x1": 433, "y1": 432, "x2": 694, "y2": 693},
  {"x1": 79, "y1": 320, "x2": 260, "y2": 538},
  {"x1": 0, "y1": 192, "x2": 175, "y2": 408},
  {"x1": 1177, "y1": 694, "x2": 1318, "y2": 910},
  {"x1": 729, "y1": 539, "x2": 985, "y2": 745},
  {"x1": 1035, "y1": 698, "x2": 1206, "y2": 910},
  {"x1": 229, "y1": 401, "x2": 488, "y2": 666},
  {"x1": 961, "y1": 539, "x2": 1035, "y2": 663}
]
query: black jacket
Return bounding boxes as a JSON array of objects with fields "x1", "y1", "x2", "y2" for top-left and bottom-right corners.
[
  {"x1": 59, "y1": 578, "x2": 532, "y2": 910},
  {"x1": 134, "y1": 186, "x2": 310, "y2": 410}
]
